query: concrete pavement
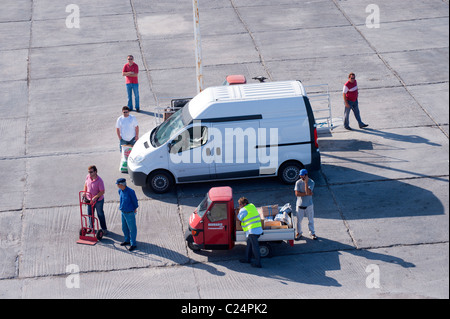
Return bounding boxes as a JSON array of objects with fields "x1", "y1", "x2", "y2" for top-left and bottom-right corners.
[{"x1": 0, "y1": 0, "x2": 448, "y2": 300}]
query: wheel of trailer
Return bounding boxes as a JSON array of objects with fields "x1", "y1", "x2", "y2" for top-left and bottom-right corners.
[
  {"x1": 278, "y1": 161, "x2": 303, "y2": 184},
  {"x1": 148, "y1": 170, "x2": 174, "y2": 194},
  {"x1": 259, "y1": 242, "x2": 272, "y2": 258},
  {"x1": 96, "y1": 229, "x2": 104, "y2": 241}
]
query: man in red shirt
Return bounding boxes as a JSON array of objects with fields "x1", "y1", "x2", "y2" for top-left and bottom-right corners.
[
  {"x1": 343, "y1": 72, "x2": 368, "y2": 130},
  {"x1": 122, "y1": 55, "x2": 140, "y2": 112}
]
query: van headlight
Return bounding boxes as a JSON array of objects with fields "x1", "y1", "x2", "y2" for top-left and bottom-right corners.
[{"x1": 129, "y1": 155, "x2": 144, "y2": 163}]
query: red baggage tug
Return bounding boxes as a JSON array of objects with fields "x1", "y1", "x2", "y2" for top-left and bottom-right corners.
[{"x1": 185, "y1": 186, "x2": 295, "y2": 257}]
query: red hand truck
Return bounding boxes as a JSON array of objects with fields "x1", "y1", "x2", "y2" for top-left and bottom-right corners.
[{"x1": 77, "y1": 191, "x2": 104, "y2": 245}]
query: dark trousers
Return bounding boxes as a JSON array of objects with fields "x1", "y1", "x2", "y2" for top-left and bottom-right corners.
[{"x1": 246, "y1": 234, "x2": 261, "y2": 266}]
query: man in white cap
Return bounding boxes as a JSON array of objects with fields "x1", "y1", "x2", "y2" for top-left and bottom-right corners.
[{"x1": 294, "y1": 169, "x2": 317, "y2": 240}]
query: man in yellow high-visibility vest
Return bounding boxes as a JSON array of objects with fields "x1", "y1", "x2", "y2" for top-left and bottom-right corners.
[{"x1": 237, "y1": 197, "x2": 263, "y2": 268}]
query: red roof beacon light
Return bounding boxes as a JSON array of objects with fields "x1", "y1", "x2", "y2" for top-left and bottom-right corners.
[{"x1": 223, "y1": 75, "x2": 247, "y2": 85}]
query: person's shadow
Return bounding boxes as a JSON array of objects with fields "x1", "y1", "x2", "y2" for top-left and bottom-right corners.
[{"x1": 359, "y1": 128, "x2": 441, "y2": 147}]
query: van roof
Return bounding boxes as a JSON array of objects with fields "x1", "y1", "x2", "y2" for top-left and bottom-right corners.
[
  {"x1": 212, "y1": 80, "x2": 305, "y2": 102},
  {"x1": 188, "y1": 80, "x2": 307, "y2": 120}
]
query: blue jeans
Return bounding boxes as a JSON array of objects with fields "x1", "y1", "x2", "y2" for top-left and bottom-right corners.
[
  {"x1": 126, "y1": 83, "x2": 139, "y2": 111},
  {"x1": 344, "y1": 99, "x2": 365, "y2": 128},
  {"x1": 87, "y1": 199, "x2": 107, "y2": 230},
  {"x1": 121, "y1": 211, "x2": 137, "y2": 246}
]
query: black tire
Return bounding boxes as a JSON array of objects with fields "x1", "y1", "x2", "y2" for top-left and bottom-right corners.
[
  {"x1": 278, "y1": 161, "x2": 303, "y2": 184},
  {"x1": 185, "y1": 233, "x2": 200, "y2": 251},
  {"x1": 187, "y1": 241, "x2": 201, "y2": 252},
  {"x1": 96, "y1": 230, "x2": 104, "y2": 241},
  {"x1": 147, "y1": 170, "x2": 174, "y2": 194}
]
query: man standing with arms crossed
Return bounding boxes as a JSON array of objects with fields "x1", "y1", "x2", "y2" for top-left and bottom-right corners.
[
  {"x1": 294, "y1": 169, "x2": 317, "y2": 240},
  {"x1": 343, "y1": 72, "x2": 368, "y2": 130},
  {"x1": 122, "y1": 55, "x2": 140, "y2": 112}
]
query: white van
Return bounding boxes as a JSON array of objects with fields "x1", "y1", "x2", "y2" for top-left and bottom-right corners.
[{"x1": 128, "y1": 80, "x2": 320, "y2": 193}]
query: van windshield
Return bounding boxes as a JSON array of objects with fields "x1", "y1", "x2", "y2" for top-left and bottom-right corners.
[{"x1": 151, "y1": 105, "x2": 192, "y2": 147}]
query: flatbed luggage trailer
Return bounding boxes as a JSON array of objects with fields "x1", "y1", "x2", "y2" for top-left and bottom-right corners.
[{"x1": 185, "y1": 186, "x2": 295, "y2": 257}]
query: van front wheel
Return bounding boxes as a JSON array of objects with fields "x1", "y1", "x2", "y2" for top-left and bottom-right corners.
[
  {"x1": 278, "y1": 162, "x2": 303, "y2": 184},
  {"x1": 147, "y1": 170, "x2": 174, "y2": 194}
]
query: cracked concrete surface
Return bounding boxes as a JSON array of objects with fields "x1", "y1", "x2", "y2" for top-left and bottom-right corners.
[{"x1": 0, "y1": 0, "x2": 448, "y2": 299}]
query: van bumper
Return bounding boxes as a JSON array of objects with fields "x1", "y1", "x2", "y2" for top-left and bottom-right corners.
[
  {"x1": 305, "y1": 150, "x2": 321, "y2": 171},
  {"x1": 128, "y1": 168, "x2": 147, "y2": 186}
]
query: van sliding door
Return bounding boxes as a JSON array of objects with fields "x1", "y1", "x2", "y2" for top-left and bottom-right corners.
[{"x1": 211, "y1": 120, "x2": 261, "y2": 179}]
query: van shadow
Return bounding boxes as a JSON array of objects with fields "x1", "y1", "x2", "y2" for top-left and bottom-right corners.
[
  {"x1": 192, "y1": 237, "x2": 415, "y2": 287},
  {"x1": 317, "y1": 163, "x2": 446, "y2": 220},
  {"x1": 173, "y1": 163, "x2": 445, "y2": 223},
  {"x1": 141, "y1": 176, "x2": 291, "y2": 202}
]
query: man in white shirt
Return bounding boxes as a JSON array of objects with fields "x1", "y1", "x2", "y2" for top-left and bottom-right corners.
[{"x1": 116, "y1": 106, "x2": 139, "y2": 151}]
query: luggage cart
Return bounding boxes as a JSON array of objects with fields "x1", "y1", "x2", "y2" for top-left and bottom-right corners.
[
  {"x1": 77, "y1": 191, "x2": 104, "y2": 245},
  {"x1": 154, "y1": 97, "x2": 192, "y2": 125},
  {"x1": 304, "y1": 83, "x2": 334, "y2": 132}
]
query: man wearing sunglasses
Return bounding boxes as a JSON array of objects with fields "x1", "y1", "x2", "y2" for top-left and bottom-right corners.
[
  {"x1": 116, "y1": 106, "x2": 139, "y2": 151},
  {"x1": 83, "y1": 165, "x2": 107, "y2": 235},
  {"x1": 343, "y1": 72, "x2": 368, "y2": 130}
]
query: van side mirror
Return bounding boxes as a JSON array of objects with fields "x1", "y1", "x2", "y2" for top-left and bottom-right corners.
[{"x1": 168, "y1": 139, "x2": 183, "y2": 153}]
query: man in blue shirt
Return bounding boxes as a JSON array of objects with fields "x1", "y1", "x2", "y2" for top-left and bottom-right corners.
[{"x1": 116, "y1": 178, "x2": 139, "y2": 251}]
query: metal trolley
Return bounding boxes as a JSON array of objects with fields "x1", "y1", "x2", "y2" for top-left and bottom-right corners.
[{"x1": 77, "y1": 191, "x2": 104, "y2": 245}]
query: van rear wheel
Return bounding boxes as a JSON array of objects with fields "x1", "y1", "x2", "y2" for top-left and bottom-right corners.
[
  {"x1": 147, "y1": 170, "x2": 174, "y2": 194},
  {"x1": 279, "y1": 162, "x2": 303, "y2": 184}
]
